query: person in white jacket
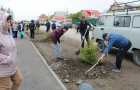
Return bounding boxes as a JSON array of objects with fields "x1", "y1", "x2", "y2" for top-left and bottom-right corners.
[{"x1": 0, "y1": 10, "x2": 22, "y2": 90}]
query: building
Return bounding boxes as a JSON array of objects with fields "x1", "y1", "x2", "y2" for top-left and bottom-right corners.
[
  {"x1": 81, "y1": 10, "x2": 100, "y2": 19},
  {"x1": 107, "y1": 1, "x2": 138, "y2": 13},
  {"x1": 54, "y1": 11, "x2": 68, "y2": 17},
  {"x1": 38, "y1": 14, "x2": 48, "y2": 20}
]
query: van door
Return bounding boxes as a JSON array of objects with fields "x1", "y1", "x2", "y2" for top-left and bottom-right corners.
[{"x1": 93, "y1": 16, "x2": 105, "y2": 40}]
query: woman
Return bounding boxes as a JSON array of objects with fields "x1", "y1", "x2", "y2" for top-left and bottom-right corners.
[
  {"x1": 0, "y1": 11, "x2": 22, "y2": 90},
  {"x1": 49, "y1": 26, "x2": 68, "y2": 59},
  {"x1": 13, "y1": 21, "x2": 18, "y2": 39},
  {"x1": 18, "y1": 21, "x2": 23, "y2": 39}
]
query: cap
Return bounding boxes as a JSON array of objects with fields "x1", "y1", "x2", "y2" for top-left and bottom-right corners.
[
  {"x1": 102, "y1": 33, "x2": 108, "y2": 41},
  {"x1": 82, "y1": 16, "x2": 85, "y2": 18},
  {"x1": 63, "y1": 26, "x2": 68, "y2": 30}
]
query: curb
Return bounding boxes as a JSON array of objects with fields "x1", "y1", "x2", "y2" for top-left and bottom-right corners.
[{"x1": 25, "y1": 34, "x2": 67, "y2": 90}]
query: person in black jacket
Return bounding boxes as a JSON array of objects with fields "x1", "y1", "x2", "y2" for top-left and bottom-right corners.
[
  {"x1": 79, "y1": 16, "x2": 91, "y2": 48},
  {"x1": 45, "y1": 20, "x2": 50, "y2": 32},
  {"x1": 29, "y1": 20, "x2": 35, "y2": 39}
]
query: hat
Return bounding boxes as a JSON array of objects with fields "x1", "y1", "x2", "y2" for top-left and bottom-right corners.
[
  {"x1": 82, "y1": 16, "x2": 85, "y2": 18},
  {"x1": 102, "y1": 33, "x2": 108, "y2": 41},
  {"x1": 63, "y1": 26, "x2": 68, "y2": 30}
]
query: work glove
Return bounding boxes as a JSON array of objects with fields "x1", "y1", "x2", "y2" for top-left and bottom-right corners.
[
  {"x1": 87, "y1": 26, "x2": 90, "y2": 30},
  {"x1": 82, "y1": 36, "x2": 85, "y2": 39}
]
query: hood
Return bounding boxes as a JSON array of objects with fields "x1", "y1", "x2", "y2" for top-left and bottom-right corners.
[
  {"x1": 31, "y1": 20, "x2": 34, "y2": 23},
  {"x1": 0, "y1": 10, "x2": 11, "y2": 35}
]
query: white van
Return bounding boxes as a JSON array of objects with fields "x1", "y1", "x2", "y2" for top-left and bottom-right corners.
[{"x1": 93, "y1": 10, "x2": 140, "y2": 66}]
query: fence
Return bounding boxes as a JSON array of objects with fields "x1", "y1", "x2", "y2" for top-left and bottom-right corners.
[{"x1": 72, "y1": 19, "x2": 97, "y2": 24}]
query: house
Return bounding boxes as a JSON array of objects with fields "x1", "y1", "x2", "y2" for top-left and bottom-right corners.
[
  {"x1": 38, "y1": 14, "x2": 48, "y2": 20},
  {"x1": 107, "y1": 1, "x2": 138, "y2": 13},
  {"x1": 81, "y1": 10, "x2": 100, "y2": 19},
  {"x1": 54, "y1": 11, "x2": 68, "y2": 17},
  {"x1": 51, "y1": 16, "x2": 65, "y2": 21}
]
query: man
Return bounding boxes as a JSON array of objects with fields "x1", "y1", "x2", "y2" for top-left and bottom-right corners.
[
  {"x1": 79, "y1": 16, "x2": 91, "y2": 48},
  {"x1": 98, "y1": 33, "x2": 132, "y2": 72},
  {"x1": 29, "y1": 20, "x2": 35, "y2": 39},
  {"x1": 36, "y1": 21, "x2": 40, "y2": 30},
  {"x1": 52, "y1": 22, "x2": 56, "y2": 31},
  {"x1": 45, "y1": 20, "x2": 50, "y2": 32},
  {"x1": 49, "y1": 26, "x2": 68, "y2": 59}
]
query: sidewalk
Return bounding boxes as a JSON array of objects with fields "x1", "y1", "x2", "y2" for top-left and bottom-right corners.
[{"x1": 16, "y1": 34, "x2": 67, "y2": 90}]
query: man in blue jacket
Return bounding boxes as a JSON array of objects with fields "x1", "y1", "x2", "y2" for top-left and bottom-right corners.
[
  {"x1": 98, "y1": 33, "x2": 132, "y2": 72},
  {"x1": 45, "y1": 20, "x2": 50, "y2": 32}
]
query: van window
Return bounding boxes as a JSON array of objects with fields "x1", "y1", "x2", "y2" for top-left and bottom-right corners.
[
  {"x1": 133, "y1": 16, "x2": 140, "y2": 28},
  {"x1": 97, "y1": 16, "x2": 104, "y2": 26},
  {"x1": 114, "y1": 16, "x2": 130, "y2": 27}
]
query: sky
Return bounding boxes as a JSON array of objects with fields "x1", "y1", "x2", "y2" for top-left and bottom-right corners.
[{"x1": 0, "y1": 0, "x2": 139, "y2": 21}]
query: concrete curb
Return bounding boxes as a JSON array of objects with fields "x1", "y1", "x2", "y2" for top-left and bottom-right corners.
[{"x1": 25, "y1": 34, "x2": 67, "y2": 90}]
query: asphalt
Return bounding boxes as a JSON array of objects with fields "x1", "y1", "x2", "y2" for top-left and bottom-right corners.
[{"x1": 16, "y1": 34, "x2": 67, "y2": 90}]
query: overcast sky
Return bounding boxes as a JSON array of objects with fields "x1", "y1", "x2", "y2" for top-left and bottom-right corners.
[{"x1": 0, "y1": 0, "x2": 139, "y2": 21}]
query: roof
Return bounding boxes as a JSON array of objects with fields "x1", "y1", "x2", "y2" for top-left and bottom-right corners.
[
  {"x1": 40, "y1": 14, "x2": 47, "y2": 17},
  {"x1": 54, "y1": 11, "x2": 68, "y2": 16},
  {"x1": 81, "y1": 10, "x2": 100, "y2": 18},
  {"x1": 101, "y1": 10, "x2": 140, "y2": 16},
  {"x1": 53, "y1": 16, "x2": 65, "y2": 19}
]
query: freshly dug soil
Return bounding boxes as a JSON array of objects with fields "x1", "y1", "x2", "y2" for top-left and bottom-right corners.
[{"x1": 26, "y1": 29, "x2": 140, "y2": 90}]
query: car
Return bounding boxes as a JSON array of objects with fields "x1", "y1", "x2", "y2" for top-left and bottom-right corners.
[
  {"x1": 92, "y1": 10, "x2": 140, "y2": 66},
  {"x1": 89, "y1": 23, "x2": 94, "y2": 31},
  {"x1": 55, "y1": 21, "x2": 63, "y2": 27},
  {"x1": 63, "y1": 22, "x2": 72, "y2": 28},
  {"x1": 39, "y1": 22, "x2": 45, "y2": 25}
]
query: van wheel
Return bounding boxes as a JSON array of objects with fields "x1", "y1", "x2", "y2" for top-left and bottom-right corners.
[
  {"x1": 98, "y1": 40, "x2": 105, "y2": 52},
  {"x1": 133, "y1": 50, "x2": 140, "y2": 66}
]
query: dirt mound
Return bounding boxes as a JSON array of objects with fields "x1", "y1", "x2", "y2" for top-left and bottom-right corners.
[{"x1": 50, "y1": 58, "x2": 112, "y2": 81}]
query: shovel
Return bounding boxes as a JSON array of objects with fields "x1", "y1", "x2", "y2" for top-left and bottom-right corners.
[
  {"x1": 85, "y1": 60, "x2": 101, "y2": 74},
  {"x1": 59, "y1": 45, "x2": 64, "y2": 58},
  {"x1": 76, "y1": 28, "x2": 89, "y2": 55}
]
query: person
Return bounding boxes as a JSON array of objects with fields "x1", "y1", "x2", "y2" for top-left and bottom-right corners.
[
  {"x1": 76, "y1": 20, "x2": 80, "y2": 33},
  {"x1": 45, "y1": 20, "x2": 50, "y2": 32},
  {"x1": 26, "y1": 23, "x2": 29, "y2": 30},
  {"x1": 52, "y1": 22, "x2": 56, "y2": 31},
  {"x1": 79, "y1": 16, "x2": 91, "y2": 48},
  {"x1": 18, "y1": 21, "x2": 23, "y2": 39},
  {"x1": 50, "y1": 26, "x2": 68, "y2": 59},
  {"x1": 36, "y1": 21, "x2": 40, "y2": 30},
  {"x1": 29, "y1": 20, "x2": 35, "y2": 39},
  {"x1": 98, "y1": 33, "x2": 132, "y2": 72},
  {"x1": 21, "y1": 21, "x2": 25, "y2": 32},
  {"x1": 11, "y1": 20, "x2": 14, "y2": 37},
  {"x1": 0, "y1": 10, "x2": 22, "y2": 90},
  {"x1": 13, "y1": 21, "x2": 18, "y2": 39}
]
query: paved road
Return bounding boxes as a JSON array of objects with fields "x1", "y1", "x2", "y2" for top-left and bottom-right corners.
[
  {"x1": 40, "y1": 26, "x2": 93, "y2": 41},
  {"x1": 16, "y1": 34, "x2": 67, "y2": 90}
]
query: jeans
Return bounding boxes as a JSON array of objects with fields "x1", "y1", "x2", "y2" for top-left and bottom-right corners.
[
  {"x1": 46, "y1": 27, "x2": 50, "y2": 32},
  {"x1": 30, "y1": 30, "x2": 35, "y2": 39},
  {"x1": 0, "y1": 69, "x2": 22, "y2": 90},
  {"x1": 55, "y1": 42, "x2": 59, "y2": 58},
  {"x1": 116, "y1": 40, "x2": 132, "y2": 69},
  {"x1": 81, "y1": 34, "x2": 89, "y2": 48}
]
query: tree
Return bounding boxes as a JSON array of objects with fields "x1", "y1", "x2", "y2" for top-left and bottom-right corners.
[
  {"x1": 0, "y1": 5, "x2": 5, "y2": 11},
  {"x1": 49, "y1": 15, "x2": 54, "y2": 21},
  {"x1": 67, "y1": 11, "x2": 82, "y2": 20},
  {"x1": 136, "y1": 5, "x2": 140, "y2": 10}
]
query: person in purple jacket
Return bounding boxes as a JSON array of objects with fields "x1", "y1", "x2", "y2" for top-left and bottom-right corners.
[
  {"x1": 50, "y1": 26, "x2": 68, "y2": 59},
  {"x1": 0, "y1": 10, "x2": 22, "y2": 90}
]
